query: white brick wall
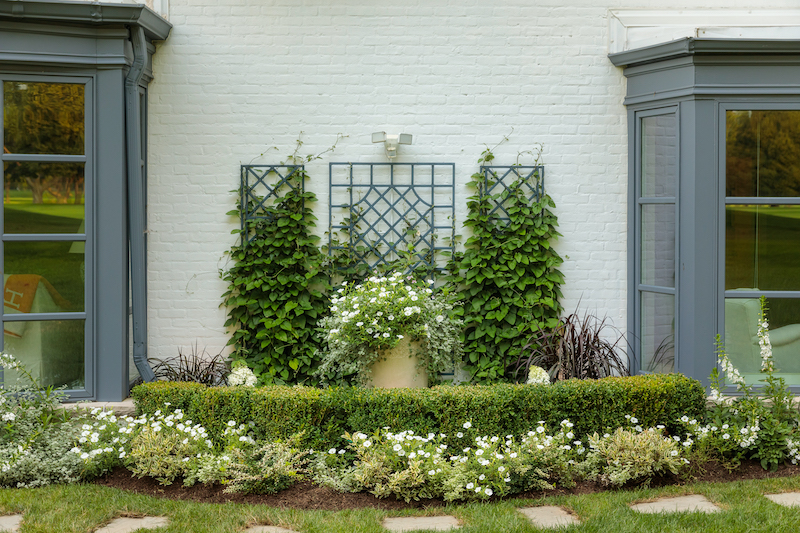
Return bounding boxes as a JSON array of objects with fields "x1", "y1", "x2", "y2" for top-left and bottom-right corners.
[{"x1": 145, "y1": 0, "x2": 800, "y2": 362}]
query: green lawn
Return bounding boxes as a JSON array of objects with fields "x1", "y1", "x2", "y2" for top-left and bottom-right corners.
[{"x1": 4, "y1": 476, "x2": 800, "y2": 532}]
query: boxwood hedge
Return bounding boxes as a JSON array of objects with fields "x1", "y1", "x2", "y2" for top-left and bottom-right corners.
[{"x1": 131, "y1": 374, "x2": 706, "y2": 451}]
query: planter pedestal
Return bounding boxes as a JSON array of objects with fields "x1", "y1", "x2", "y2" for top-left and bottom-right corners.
[{"x1": 368, "y1": 337, "x2": 428, "y2": 388}]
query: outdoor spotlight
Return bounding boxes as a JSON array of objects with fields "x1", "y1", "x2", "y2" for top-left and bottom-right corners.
[{"x1": 372, "y1": 131, "x2": 412, "y2": 160}]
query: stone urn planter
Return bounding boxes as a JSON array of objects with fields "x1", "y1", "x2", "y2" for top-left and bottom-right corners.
[{"x1": 367, "y1": 337, "x2": 428, "y2": 388}]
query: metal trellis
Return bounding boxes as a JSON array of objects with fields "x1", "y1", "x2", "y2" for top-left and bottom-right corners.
[
  {"x1": 239, "y1": 164, "x2": 304, "y2": 244},
  {"x1": 480, "y1": 165, "x2": 545, "y2": 221},
  {"x1": 329, "y1": 162, "x2": 455, "y2": 274}
]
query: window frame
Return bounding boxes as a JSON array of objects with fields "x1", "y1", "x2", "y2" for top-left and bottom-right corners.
[
  {"x1": 0, "y1": 72, "x2": 95, "y2": 398},
  {"x1": 632, "y1": 105, "x2": 680, "y2": 375}
]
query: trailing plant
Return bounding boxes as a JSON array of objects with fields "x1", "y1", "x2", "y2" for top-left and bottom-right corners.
[
  {"x1": 514, "y1": 306, "x2": 630, "y2": 383},
  {"x1": 148, "y1": 343, "x2": 229, "y2": 386},
  {"x1": 0, "y1": 354, "x2": 82, "y2": 488},
  {"x1": 222, "y1": 138, "x2": 341, "y2": 385},
  {"x1": 316, "y1": 272, "x2": 463, "y2": 385},
  {"x1": 448, "y1": 144, "x2": 564, "y2": 383},
  {"x1": 581, "y1": 427, "x2": 688, "y2": 487},
  {"x1": 222, "y1": 433, "x2": 310, "y2": 495}
]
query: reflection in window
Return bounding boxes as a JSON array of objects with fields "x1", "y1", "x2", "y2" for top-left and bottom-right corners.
[
  {"x1": 4, "y1": 241, "x2": 84, "y2": 312},
  {"x1": 641, "y1": 292, "x2": 674, "y2": 373},
  {"x1": 641, "y1": 204, "x2": 675, "y2": 287},
  {"x1": 726, "y1": 205, "x2": 800, "y2": 291},
  {"x1": 2, "y1": 319, "x2": 84, "y2": 389},
  {"x1": 726, "y1": 110, "x2": 800, "y2": 198},
  {"x1": 641, "y1": 115, "x2": 677, "y2": 197},
  {"x1": 3, "y1": 162, "x2": 84, "y2": 234},
  {"x1": 3, "y1": 82, "x2": 84, "y2": 155},
  {"x1": 725, "y1": 298, "x2": 800, "y2": 385}
]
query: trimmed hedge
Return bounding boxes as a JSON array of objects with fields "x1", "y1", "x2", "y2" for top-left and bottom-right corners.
[{"x1": 131, "y1": 374, "x2": 706, "y2": 451}]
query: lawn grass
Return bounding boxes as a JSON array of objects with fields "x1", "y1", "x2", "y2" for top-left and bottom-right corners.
[{"x1": 4, "y1": 476, "x2": 800, "y2": 532}]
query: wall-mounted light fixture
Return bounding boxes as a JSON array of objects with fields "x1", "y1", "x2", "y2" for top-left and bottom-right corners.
[{"x1": 372, "y1": 132, "x2": 412, "y2": 160}]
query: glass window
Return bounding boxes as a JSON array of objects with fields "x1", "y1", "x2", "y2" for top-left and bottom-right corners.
[
  {"x1": 1, "y1": 79, "x2": 87, "y2": 393},
  {"x1": 726, "y1": 109, "x2": 800, "y2": 386},
  {"x1": 637, "y1": 111, "x2": 677, "y2": 374}
]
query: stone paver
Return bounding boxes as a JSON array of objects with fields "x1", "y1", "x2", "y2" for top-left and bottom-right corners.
[
  {"x1": 62, "y1": 398, "x2": 136, "y2": 416},
  {"x1": 0, "y1": 514, "x2": 22, "y2": 533},
  {"x1": 518, "y1": 506, "x2": 580, "y2": 529},
  {"x1": 94, "y1": 516, "x2": 170, "y2": 533},
  {"x1": 630, "y1": 494, "x2": 721, "y2": 514},
  {"x1": 765, "y1": 492, "x2": 800, "y2": 507},
  {"x1": 382, "y1": 515, "x2": 461, "y2": 532},
  {"x1": 244, "y1": 526, "x2": 298, "y2": 533}
]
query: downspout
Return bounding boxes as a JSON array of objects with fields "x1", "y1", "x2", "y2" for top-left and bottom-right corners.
[{"x1": 125, "y1": 26, "x2": 154, "y2": 383}]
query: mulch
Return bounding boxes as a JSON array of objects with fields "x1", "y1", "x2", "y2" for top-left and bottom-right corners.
[{"x1": 92, "y1": 461, "x2": 800, "y2": 512}]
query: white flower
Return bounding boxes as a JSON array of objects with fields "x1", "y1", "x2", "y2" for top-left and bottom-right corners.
[
  {"x1": 463, "y1": 422, "x2": 472, "y2": 429},
  {"x1": 466, "y1": 482, "x2": 474, "y2": 489},
  {"x1": 382, "y1": 333, "x2": 390, "y2": 338},
  {"x1": 428, "y1": 469, "x2": 436, "y2": 476},
  {"x1": 2, "y1": 413, "x2": 15, "y2": 422},
  {"x1": 485, "y1": 488, "x2": 493, "y2": 496},
  {"x1": 363, "y1": 440, "x2": 372, "y2": 448},
  {"x1": 397, "y1": 335, "x2": 404, "y2": 339},
  {"x1": 436, "y1": 315, "x2": 444, "y2": 323}
]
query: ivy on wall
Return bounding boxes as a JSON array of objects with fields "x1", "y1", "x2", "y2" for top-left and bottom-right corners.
[
  {"x1": 222, "y1": 161, "x2": 330, "y2": 385},
  {"x1": 449, "y1": 148, "x2": 564, "y2": 383}
]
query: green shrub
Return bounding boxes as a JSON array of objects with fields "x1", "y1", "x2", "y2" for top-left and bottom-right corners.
[{"x1": 132, "y1": 374, "x2": 706, "y2": 452}]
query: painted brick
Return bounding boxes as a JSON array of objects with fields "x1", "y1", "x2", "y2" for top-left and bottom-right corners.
[{"x1": 137, "y1": 0, "x2": 800, "y2": 360}]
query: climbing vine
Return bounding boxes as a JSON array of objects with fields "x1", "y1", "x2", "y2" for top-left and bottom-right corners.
[
  {"x1": 221, "y1": 139, "x2": 341, "y2": 385},
  {"x1": 448, "y1": 146, "x2": 564, "y2": 383}
]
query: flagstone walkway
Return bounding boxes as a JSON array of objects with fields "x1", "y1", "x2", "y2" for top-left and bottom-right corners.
[{"x1": 3, "y1": 491, "x2": 800, "y2": 531}]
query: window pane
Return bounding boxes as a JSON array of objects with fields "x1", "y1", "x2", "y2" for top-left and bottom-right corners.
[
  {"x1": 725, "y1": 298, "x2": 800, "y2": 385},
  {"x1": 3, "y1": 162, "x2": 85, "y2": 234},
  {"x1": 4, "y1": 241, "x2": 84, "y2": 312},
  {"x1": 725, "y1": 205, "x2": 800, "y2": 291},
  {"x1": 2, "y1": 319, "x2": 84, "y2": 389},
  {"x1": 641, "y1": 204, "x2": 675, "y2": 287},
  {"x1": 3, "y1": 81, "x2": 84, "y2": 155},
  {"x1": 726, "y1": 110, "x2": 800, "y2": 197},
  {"x1": 641, "y1": 114, "x2": 677, "y2": 197},
  {"x1": 641, "y1": 292, "x2": 674, "y2": 373}
]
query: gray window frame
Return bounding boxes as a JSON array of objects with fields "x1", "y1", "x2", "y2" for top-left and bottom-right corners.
[
  {"x1": 611, "y1": 38, "x2": 800, "y2": 389},
  {"x1": 0, "y1": 73, "x2": 95, "y2": 398},
  {"x1": 717, "y1": 101, "x2": 800, "y2": 343},
  {"x1": 632, "y1": 105, "x2": 680, "y2": 376},
  {"x1": 0, "y1": 0, "x2": 170, "y2": 401}
]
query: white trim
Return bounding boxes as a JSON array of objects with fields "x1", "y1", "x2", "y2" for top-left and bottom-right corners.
[{"x1": 609, "y1": 10, "x2": 800, "y2": 54}]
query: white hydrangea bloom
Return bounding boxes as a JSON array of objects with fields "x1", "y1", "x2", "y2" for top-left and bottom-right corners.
[{"x1": 526, "y1": 365, "x2": 551, "y2": 385}]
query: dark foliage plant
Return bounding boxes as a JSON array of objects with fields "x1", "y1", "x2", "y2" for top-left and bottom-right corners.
[
  {"x1": 149, "y1": 344, "x2": 230, "y2": 386},
  {"x1": 515, "y1": 308, "x2": 630, "y2": 382}
]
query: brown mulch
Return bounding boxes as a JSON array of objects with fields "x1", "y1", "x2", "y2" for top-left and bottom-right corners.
[{"x1": 92, "y1": 461, "x2": 800, "y2": 512}]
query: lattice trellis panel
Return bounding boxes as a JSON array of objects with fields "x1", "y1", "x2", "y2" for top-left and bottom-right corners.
[
  {"x1": 239, "y1": 164, "x2": 304, "y2": 244},
  {"x1": 480, "y1": 165, "x2": 545, "y2": 221},
  {"x1": 328, "y1": 162, "x2": 455, "y2": 274}
]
